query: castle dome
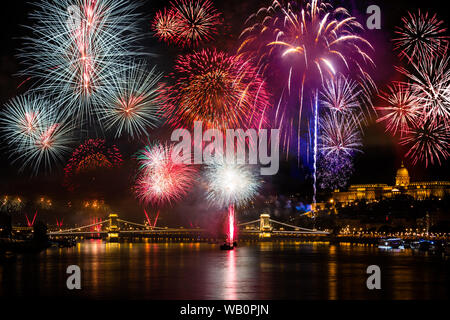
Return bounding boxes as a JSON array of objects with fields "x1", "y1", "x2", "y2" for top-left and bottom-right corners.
[
  {"x1": 395, "y1": 162, "x2": 410, "y2": 186},
  {"x1": 397, "y1": 164, "x2": 409, "y2": 177}
]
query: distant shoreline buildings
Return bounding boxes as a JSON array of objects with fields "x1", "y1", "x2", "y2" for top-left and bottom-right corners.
[{"x1": 332, "y1": 163, "x2": 450, "y2": 204}]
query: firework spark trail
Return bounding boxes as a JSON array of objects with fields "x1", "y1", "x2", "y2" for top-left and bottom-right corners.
[
  {"x1": 376, "y1": 82, "x2": 422, "y2": 136},
  {"x1": 238, "y1": 0, "x2": 375, "y2": 160},
  {"x1": 228, "y1": 204, "x2": 235, "y2": 244},
  {"x1": 153, "y1": 210, "x2": 160, "y2": 227},
  {"x1": 144, "y1": 208, "x2": 152, "y2": 226},
  {"x1": 312, "y1": 93, "x2": 318, "y2": 214},
  {"x1": 166, "y1": 49, "x2": 270, "y2": 131},
  {"x1": 135, "y1": 143, "x2": 196, "y2": 206},
  {"x1": 393, "y1": 10, "x2": 449, "y2": 60},
  {"x1": 20, "y1": 0, "x2": 143, "y2": 124},
  {"x1": 101, "y1": 61, "x2": 165, "y2": 139}
]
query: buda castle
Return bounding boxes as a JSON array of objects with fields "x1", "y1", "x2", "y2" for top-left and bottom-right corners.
[{"x1": 332, "y1": 163, "x2": 450, "y2": 204}]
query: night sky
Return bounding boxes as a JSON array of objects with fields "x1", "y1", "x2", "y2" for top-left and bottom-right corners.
[{"x1": 0, "y1": 0, "x2": 448, "y2": 222}]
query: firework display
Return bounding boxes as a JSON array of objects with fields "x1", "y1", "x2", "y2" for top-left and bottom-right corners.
[
  {"x1": 205, "y1": 157, "x2": 260, "y2": 246},
  {"x1": 135, "y1": 143, "x2": 196, "y2": 206},
  {"x1": 101, "y1": 61, "x2": 165, "y2": 139},
  {"x1": 239, "y1": 0, "x2": 375, "y2": 155},
  {"x1": 0, "y1": 0, "x2": 448, "y2": 252},
  {"x1": 239, "y1": 0, "x2": 374, "y2": 79},
  {"x1": 19, "y1": 0, "x2": 142, "y2": 122},
  {"x1": 317, "y1": 75, "x2": 364, "y2": 190},
  {"x1": 2, "y1": 0, "x2": 450, "y2": 303},
  {"x1": 172, "y1": 0, "x2": 222, "y2": 47},
  {"x1": 166, "y1": 49, "x2": 270, "y2": 130},
  {"x1": 63, "y1": 139, "x2": 123, "y2": 189},
  {"x1": 153, "y1": 0, "x2": 222, "y2": 47},
  {"x1": 1, "y1": 95, "x2": 73, "y2": 173},
  {"x1": 393, "y1": 10, "x2": 449, "y2": 59},
  {"x1": 378, "y1": 10, "x2": 450, "y2": 167}
]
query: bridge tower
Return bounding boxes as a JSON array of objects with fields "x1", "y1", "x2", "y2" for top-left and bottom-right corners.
[
  {"x1": 259, "y1": 213, "x2": 272, "y2": 238},
  {"x1": 106, "y1": 213, "x2": 120, "y2": 242}
]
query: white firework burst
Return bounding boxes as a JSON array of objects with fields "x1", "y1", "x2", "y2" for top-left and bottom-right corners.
[
  {"x1": 100, "y1": 61, "x2": 165, "y2": 139},
  {"x1": 19, "y1": 0, "x2": 142, "y2": 124},
  {"x1": 205, "y1": 157, "x2": 260, "y2": 208},
  {"x1": 396, "y1": 51, "x2": 450, "y2": 128},
  {"x1": 320, "y1": 75, "x2": 362, "y2": 114},
  {"x1": 319, "y1": 111, "x2": 363, "y2": 158},
  {"x1": 1, "y1": 94, "x2": 73, "y2": 174}
]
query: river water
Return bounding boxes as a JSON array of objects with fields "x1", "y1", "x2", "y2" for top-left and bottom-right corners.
[{"x1": 1, "y1": 240, "x2": 448, "y2": 299}]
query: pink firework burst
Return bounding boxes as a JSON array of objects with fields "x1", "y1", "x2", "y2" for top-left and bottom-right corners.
[
  {"x1": 135, "y1": 143, "x2": 197, "y2": 206},
  {"x1": 376, "y1": 82, "x2": 423, "y2": 136}
]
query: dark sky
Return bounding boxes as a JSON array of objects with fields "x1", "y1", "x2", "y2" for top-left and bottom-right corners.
[{"x1": 0, "y1": 0, "x2": 448, "y2": 204}]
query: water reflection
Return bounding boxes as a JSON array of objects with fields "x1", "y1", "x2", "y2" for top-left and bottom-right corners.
[
  {"x1": 0, "y1": 241, "x2": 448, "y2": 299},
  {"x1": 224, "y1": 250, "x2": 237, "y2": 300}
]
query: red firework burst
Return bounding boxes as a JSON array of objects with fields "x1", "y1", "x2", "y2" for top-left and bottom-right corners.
[
  {"x1": 135, "y1": 143, "x2": 196, "y2": 206},
  {"x1": 393, "y1": 10, "x2": 449, "y2": 60},
  {"x1": 151, "y1": 8, "x2": 182, "y2": 44},
  {"x1": 400, "y1": 122, "x2": 450, "y2": 166},
  {"x1": 64, "y1": 139, "x2": 123, "y2": 189},
  {"x1": 166, "y1": 49, "x2": 270, "y2": 130}
]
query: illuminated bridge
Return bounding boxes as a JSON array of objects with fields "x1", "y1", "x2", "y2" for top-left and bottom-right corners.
[
  {"x1": 48, "y1": 213, "x2": 329, "y2": 241},
  {"x1": 238, "y1": 213, "x2": 329, "y2": 238}
]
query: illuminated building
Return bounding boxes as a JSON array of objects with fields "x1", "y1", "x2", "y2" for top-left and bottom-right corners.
[{"x1": 332, "y1": 163, "x2": 450, "y2": 204}]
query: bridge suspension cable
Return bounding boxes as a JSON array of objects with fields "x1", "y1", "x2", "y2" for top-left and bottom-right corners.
[
  {"x1": 269, "y1": 219, "x2": 319, "y2": 232},
  {"x1": 117, "y1": 219, "x2": 167, "y2": 230},
  {"x1": 237, "y1": 219, "x2": 261, "y2": 227},
  {"x1": 54, "y1": 220, "x2": 107, "y2": 233}
]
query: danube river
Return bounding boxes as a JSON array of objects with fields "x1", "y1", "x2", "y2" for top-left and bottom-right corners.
[{"x1": 1, "y1": 241, "x2": 448, "y2": 299}]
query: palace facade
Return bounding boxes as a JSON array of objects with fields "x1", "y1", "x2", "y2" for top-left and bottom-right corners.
[{"x1": 332, "y1": 163, "x2": 450, "y2": 204}]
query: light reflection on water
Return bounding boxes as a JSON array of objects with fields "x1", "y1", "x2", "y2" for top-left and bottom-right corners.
[{"x1": 0, "y1": 240, "x2": 448, "y2": 299}]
